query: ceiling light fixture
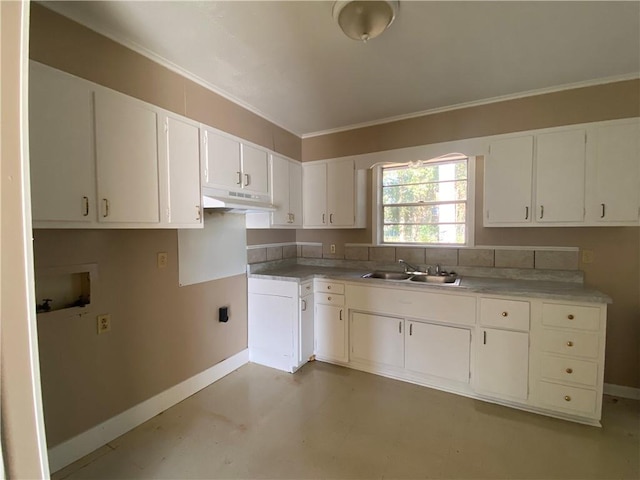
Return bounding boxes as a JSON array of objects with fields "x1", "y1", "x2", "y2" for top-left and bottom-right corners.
[{"x1": 333, "y1": 1, "x2": 399, "y2": 42}]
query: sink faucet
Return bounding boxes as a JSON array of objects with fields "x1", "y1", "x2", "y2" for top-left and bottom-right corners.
[{"x1": 398, "y1": 259, "x2": 421, "y2": 273}]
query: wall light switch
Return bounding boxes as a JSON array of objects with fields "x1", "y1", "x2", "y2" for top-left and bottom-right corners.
[
  {"x1": 330, "y1": 244, "x2": 336, "y2": 254},
  {"x1": 581, "y1": 250, "x2": 594, "y2": 264},
  {"x1": 157, "y1": 252, "x2": 168, "y2": 268},
  {"x1": 97, "y1": 314, "x2": 111, "y2": 334}
]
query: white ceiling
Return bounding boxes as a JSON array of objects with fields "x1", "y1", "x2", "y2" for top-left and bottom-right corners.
[{"x1": 41, "y1": 1, "x2": 640, "y2": 137}]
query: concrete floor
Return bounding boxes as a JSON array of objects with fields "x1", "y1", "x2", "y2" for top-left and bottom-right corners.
[{"x1": 53, "y1": 362, "x2": 639, "y2": 479}]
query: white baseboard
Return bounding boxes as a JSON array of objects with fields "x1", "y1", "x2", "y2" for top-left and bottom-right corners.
[
  {"x1": 48, "y1": 349, "x2": 249, "y2": 473},
  {"x1": 604, "y1": 383, "x2": 640, "y2": 400}
]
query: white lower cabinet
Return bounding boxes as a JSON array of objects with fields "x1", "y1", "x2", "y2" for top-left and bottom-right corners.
[
  {"x1": 351, "y1": 312, "x2": 404, "y2": 368},
  {"x1": 248, "y1": 279, "x2": 312, "y2": 373},
  {"x1": 314, "y1": 281, "x2": 347, "y2": 362},
  {"x1": 406, "y1": 321, "x2": 471, "y2": 383},
  {"x1": 475, "y1": 328, "x2": 529, "y2": 400},
  {"x1": 315, "y1": 304, "x2": 347, "y2": 363}
]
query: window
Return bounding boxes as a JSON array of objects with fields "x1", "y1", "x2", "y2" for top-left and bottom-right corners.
[{"x1": 380, "y1": 157, "x2": 470, "y2": 245}]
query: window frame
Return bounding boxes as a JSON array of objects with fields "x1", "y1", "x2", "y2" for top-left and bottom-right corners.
[{"x1": 373, "y1": 155, "x2": 476, "y2": 247}]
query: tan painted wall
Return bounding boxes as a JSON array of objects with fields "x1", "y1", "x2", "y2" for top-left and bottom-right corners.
[
  {"x1": 34, "y1": 230, "x2": 247, "y2": 446},
  {"x1": 302, "y1": 79, "x2": 640, "y2": 161},
  {"x1": 301, "y1": 95, "x2": 640, "y2": 388},
  {"x1": 29, "y1": 4, "x2": 302, "y2": 161}
]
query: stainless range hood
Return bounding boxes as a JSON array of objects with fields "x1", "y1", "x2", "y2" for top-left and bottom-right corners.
[{"x1": 202, "y1": 187, "x2": 275, "y2": 214}]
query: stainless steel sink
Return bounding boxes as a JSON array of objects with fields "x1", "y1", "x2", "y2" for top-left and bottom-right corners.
[
  {"x1": 361, "y1": 271, "x2": 412, "y2": 280},
  {"x1": 410, "y1": 273, "x2": 459, "y2": 284}
]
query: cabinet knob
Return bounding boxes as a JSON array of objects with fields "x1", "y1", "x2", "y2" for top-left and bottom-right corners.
[
  {"x1": 565, "y1": 368, "x2": 573, "y2": 374},
  {"x1": 566, "y1": 341, "x2": 574, "y2": 347},
  {"x1": 567, "y1": 314, "x2": 574, "y2": 320},
  {"x1": 327, "y1": 296, "x2": 332, "y2": 301},
  {"x1": 327, "y1": 286, "x2": 331, "y2": 290},
  {"x1": 501, "y1": 311, "x2": 508, "y2": 317},
  {"x1": 564, "y1": 395, "x2": 571, "y2": 402}
]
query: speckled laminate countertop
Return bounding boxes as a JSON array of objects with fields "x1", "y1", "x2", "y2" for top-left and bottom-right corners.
[{"x1": 248, "y1": 265, "x2": 612, "y2": 304}]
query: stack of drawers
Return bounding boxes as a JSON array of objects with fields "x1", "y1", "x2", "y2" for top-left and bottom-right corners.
[{"x1": 534, "y1": 302, "x2": 604, "y2": 418}]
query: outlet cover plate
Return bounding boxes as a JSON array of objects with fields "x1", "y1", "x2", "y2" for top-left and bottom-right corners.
[{"x1": 97, "y1": 314, "x2": 111, "y2": 334}]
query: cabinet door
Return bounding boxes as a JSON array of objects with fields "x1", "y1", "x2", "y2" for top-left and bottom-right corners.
[
  {"x1": 165, "y1": 115, "x2": 202, "y2": 225},
  {"x1": 315, "y1": 304, "x2": 346, "y2": 361},
  {"x1": 536, "y1": 129, "x2": 586, "y2": 223},
  {"x1": 476, "y1": 328, "x2": 529, "y2": 400},
  {"x1": 485, "y1": 136, "x2": 533, "y2": 225},
  {"x1": 241, "y1": 144, "x2": 269, "y2": 194},
  {"x1": 29, "y1": 62, "x2": 95, "y2": 222},
  {"x1": 303, "y1": 163, "x2": 327, "y2": 227},
  {"x1": 300, "y1": 293, "x2": 314, "y2": 363},
  {"x1": 351, "y1": 312, "x2": 404, "y2": 368},
  {"x1": 202, "y1": 129, "x2": 241, "y2": 189},
  {"x1": 94, "y1": 90, "x2": 159, "y2": 223},
  {"x1": 248, "y1": 292, "x2": 295, "y2": 371},
  {"x1": 271, "y1": 154, "x2": 291, "y2": 226},
  {"x1": 289, "y1": 161, "x2": 303, "y2": 227},
  {"x1": 592, "y1": 122, "x2": 640, "y2": 223},
  {"x1": 406, "y1": 322, "x2": 471, "y2": 383},
  {"x1": 327, "y1": 159, "x2": 355, "y2": 226}
]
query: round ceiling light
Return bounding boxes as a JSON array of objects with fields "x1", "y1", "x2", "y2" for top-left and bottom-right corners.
[{"x1": 333, "y1": 1, "x2": 399, "y2": 42}]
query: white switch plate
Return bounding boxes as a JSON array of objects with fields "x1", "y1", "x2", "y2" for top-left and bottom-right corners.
[
  {"x1": 97, "y1": 314, "x2": 111, "y2": 334},
  {"x1": 581, "y1": 250, "x2": 594, "y2": 264},
  {"x1": 330, "y1": 244, "x2": 336, "y2": 254}
]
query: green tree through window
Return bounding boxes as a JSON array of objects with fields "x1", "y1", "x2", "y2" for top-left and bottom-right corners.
[{"x1": 382, "y1": 158, "x2": 467, "y2": 244}]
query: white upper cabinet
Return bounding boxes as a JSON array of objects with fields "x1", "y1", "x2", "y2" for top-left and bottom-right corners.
[
  {"x1": 29, "y1": 62, "x2": 95, "y2": 223},
  {"x1": 303, "y1": 158, "x2": 364, "y2": 228},
  {"x1": 241, "y1": 144, "x2": 269, "y2": 194},
  {"x1": 94, "y1": 89, "x2": 160, "y2": 224},
  {"x1": 201, "y1": 128, "x2": 269, "y2": 197},
  {"x1": 201, "y1": 128, "x2": 241, "y2": 190},
  {"x1": 484, "y1": 121, "x2": 640, "y2": 228},
  {"x1": 161, "y1": 114, "x2": 202, "y2": 226},
  {"x1": 535, "y1": 129, "x2": 586, "y2": 223},
  {"x1": 271, "y1": 155, "x2": 302, "y2": 226},
  {"x1": 484, "y1": 136, "x2": 533, "y2": 225},
  {"x1": 303, "y1": 163, "x2": 328, "y2": 227},
  {"x1": 588, "y1": 120, "x2": 640, "y2": 224},
  {"x1": 327, "y1": 159, "x2": 355, "y2": 226}
]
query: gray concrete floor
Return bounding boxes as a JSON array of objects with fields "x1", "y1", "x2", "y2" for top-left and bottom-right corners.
[{"x1": 53, "y1": 362, "x2": 639, "y2": 479}]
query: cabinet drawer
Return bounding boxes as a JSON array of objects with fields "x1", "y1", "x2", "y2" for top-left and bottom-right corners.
[
  {"x1": 540, "y1": 354, "x2": 598, "y2": 387},
  {"x1": 537, "y1": 381, "x2": 597, "y2": 415},
  {"x1": 539, "y1": 329, "x2": 599, "y2": 359},
  {"x1": 315, "y1": 280, "x2": 345, "y2": 294},
  {"x1": 480, "y1": 298, "x2": 530, "y2": 331},
  {"x1": 315, "y1": 293, "x2": 344, "y2": 306},
  {"x1": 542, "y1": 303, "x2": 600, "y2": 331},
  {"x1": 300, "y1": 282, "x2": 313, "y2": 296}
]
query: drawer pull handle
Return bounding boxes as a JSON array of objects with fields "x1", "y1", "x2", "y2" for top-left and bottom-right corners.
[
  {"x1": 328, "y1": 296, "x2": 332, "y2": 301},
  {"x1": 564, "y1": 395, "x2": 571, "y2": 402},
  {"x1": 566, "y1": 341, "x2": 574, "y2": 347},
  {"x1": 501, "y1": 311, "x2": 508, "y2": 317},
  {"x1": 327, "y1": 286, "x2": 331, "y2": 290},
  {"x1": 339, "y1": 309, "x2": 343, "y2": 321},
  {"x1": 566, "y1": 368, "x2": 573, "y2": 374},
  {"x1": 567, "y1": 314, "x2": 574, "y2": 320}
]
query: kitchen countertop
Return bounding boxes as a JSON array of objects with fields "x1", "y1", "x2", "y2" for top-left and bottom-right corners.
[{"x1": 249, "y1": 265, "x2": 612, "y2": 304}]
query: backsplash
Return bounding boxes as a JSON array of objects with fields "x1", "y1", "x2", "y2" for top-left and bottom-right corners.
[{"x1": 247, "y1": 244, "x2": 580, "y2": 271}]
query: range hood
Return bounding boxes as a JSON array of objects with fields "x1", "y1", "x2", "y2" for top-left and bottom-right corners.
[{"x1": 202, "y1": 187, "x2": 275, "y2": 214}]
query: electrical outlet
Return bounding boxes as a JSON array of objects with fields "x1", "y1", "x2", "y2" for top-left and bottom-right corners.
[
  {"x1": 97, "y1": 314, "x2": 111, "y2": 334},
  {"x1": 581, "y1": 250, "x2": 594, "y2": 264},
  {"x1": 157, "y1": 252, "x2": 168, "y2": 268},
  {"x1": 330, "y1": 244, "x2": 336, "y2": 254}
]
